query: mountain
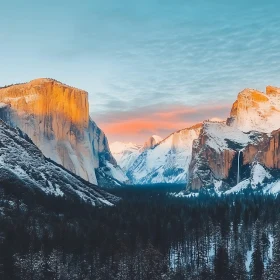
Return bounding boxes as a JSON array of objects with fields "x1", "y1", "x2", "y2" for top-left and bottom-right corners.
[
  {"x1": 227, "y1": 86, "x2": 280, "y2": 133},
  {"x1": 187, "y1": 120, "x2": 265, "y2": 191},
  {"x1": 0, "y1": 119, "x2": 119, "y2": 206},
  {"x1": 187, "y1": 86, "x2": 280, "y2": 194},
  {"x1": 110, "y1": 135, "x2": 163, "y2": 173},
  {"x1": 0, "y1": 78, "x2": 128, "y2": 187},
  {"x1": 110, "y1": 141, "x2": 142, "y2": 172},
  {"x1": 141, "y1": 135, "x2": 162, "y2": 151},
  {"x1": 126, "y1": 125, "x2": 202, "y2": 184}
]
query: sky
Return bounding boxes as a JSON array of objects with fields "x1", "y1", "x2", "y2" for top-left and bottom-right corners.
[{"x1": 1, "y1": 0, "x2": 280, "y2": 144}]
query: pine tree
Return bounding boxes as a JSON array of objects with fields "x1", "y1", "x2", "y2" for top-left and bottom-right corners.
[
  {"x1": 268, "y1": 222, "x2": 280, "y2": 279},
  {"x1": 230, "y1": 251, "x2": 247, "y2": 280},
  {"x1": 250, "y1": 221, "x2": 264, "y2": 280},
  {"x1": 214, "y1": 246, "x2": 229, "y2": 280}
]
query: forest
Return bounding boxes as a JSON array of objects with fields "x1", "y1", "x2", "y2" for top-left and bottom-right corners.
[{"x1": 0, "y1": 184, "x2": 280, "y2": 280}]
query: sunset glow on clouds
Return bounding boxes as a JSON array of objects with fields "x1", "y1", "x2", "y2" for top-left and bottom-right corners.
[
  {"x1": 1, "y1": 1, "x2": 280, "y2": 145},
  {"x1": 93, "y1": 103, "x2": 231, "y2": 143}
]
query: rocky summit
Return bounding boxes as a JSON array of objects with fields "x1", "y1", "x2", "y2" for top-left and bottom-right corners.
[{"x1": 0, "y1": 78, "x2": 128, "y2": 187}]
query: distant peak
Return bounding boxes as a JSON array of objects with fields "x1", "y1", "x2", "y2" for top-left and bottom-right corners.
[
  {"x1": 151, "y1": 135, "x2": 162, "y2": 143},
  {"x1": 141, "y1": 135, "x2": 163, "y2": 151}
]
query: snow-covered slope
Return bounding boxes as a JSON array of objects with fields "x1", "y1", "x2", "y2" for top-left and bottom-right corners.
[
  {"x1": 228, "y1": 86, "x2": 280, "y2": 133},
  {"x1": 127, "y1": 124, "x2": 202, "y2": 184},
  {"x1": 0, "y1": 120, "x2": 119, "y2": 206},
  {"x1": 0, "y1": 79, "x2": 128, "y2": 187},
  {"x1": 110, "y1": 142, "x2": 142, "y2": 172},
  {"x1": 186, "y1": 86, "x2": 280, "y2": 194}
]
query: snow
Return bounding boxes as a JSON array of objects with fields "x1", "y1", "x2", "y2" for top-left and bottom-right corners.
[
  {"x1": 98, "y1": 198, "x2": 114, "y2": 206},
  {"x1": 231, "y1": 88, "x2": 280, "y2": 133},
  {"x1": 213, "y1": 180, "x2": 223, "y2": 195},
  {"x1": 0, "y1": 121, "x2": 119, "y2": 206},
  {"x1": 268, "y1": 234, "x2": 274, "y2": 261},
  {"x1": 269, "y1": 181, "x2": 280, "y2": 194},
  {"x1": 110, "y1": 142, "x2": 141, "y2": 155},
  {"x1": 0, "y1": 102, "x2": 8, "y2": 108},
  {"x1": 105, "y1": 161, "x2": 128, "y2": 183},
  {"x1": 151, "y1": 135, "x2": 162, "y2": 144},
  {"x1": 225, "y1": 179, "x2": 250, "y2": 194},
  {"x1": 203, "y1": 121, "x2": 256, "y2": 152},
  {"x1": 251, "y1": 163, "x2": 271, "y2": 188},
  {"x1": 110, "y1": 141, "x2": 142, "y2": 172},
  {"x1": 264, "y1": 180, "x2": 280, "y2": 194},
  {"x1": 246, "y1": 248, "x2": 253, "y2": 272},
  {"x1": 127, "y1": 125, "x2": 202, "y2": 184},
  {"x1": 172, "y1": 191, "x2": 199, "y2": 198}
]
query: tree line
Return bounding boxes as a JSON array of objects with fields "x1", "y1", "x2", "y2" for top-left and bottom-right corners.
[{"x1": 0, "y1": 184, "x2": 280, "y2": 279}]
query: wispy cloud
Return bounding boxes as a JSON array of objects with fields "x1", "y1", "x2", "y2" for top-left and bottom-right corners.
[
  {"x1": 1, "y1": 0, "x2": 280, "y2": 144},
  {"x1": 92, "y1": 103, "x2": 231, "y2": 143}
]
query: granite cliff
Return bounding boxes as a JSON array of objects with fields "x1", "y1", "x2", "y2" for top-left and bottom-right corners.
[
  {"x1": 0, "y1": 78, "x2": 128, "y2": 187},
  {"x1": 187, "y1": 86, "x2": 280, "y2": 194}
]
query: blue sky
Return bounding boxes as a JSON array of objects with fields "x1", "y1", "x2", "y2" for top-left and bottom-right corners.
[{"x1": 1, "y1": 0, "x2": 280, "y2": 143}]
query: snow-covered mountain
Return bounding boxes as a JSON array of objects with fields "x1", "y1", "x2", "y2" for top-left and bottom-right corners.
[
  {"x1": 0, "y1": 79, "x2": 128, "y2": 187},
  {"x1": 227, "y1": 86, "x2": 280, "y2": 133},
  {"x1": 127, "y1": 125, "x2": 202, "y2": 184},
  {"x1": 110, "y1": 141, "x2": 142, "y2": 172},
  {"x1": 187, "y1": 120, "x2": 265, "y2": 191},
  {"x1": 110, "y1": 135, "x2": 163, "y2": 173},
  {"x1": 115, "y1": 85, "x2": 280, "y2": 193},
  {"x1": 141, "y1": 135, "x2": 162, "y2": 152},
  {"x1": 186, "y1": 86, "x2": 280, "y2": 195},
  {"x1": 0, "y1": 119, "x2": 119, "y2": 206}
]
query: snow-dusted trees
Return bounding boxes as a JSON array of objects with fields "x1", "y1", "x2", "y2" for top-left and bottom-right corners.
[
  {"x1": 214, "y1": 246, "x2": 230, "y2": 280},
  {"x1": 250, "y1": 221, "x2": 264, "y2": 280},
  {"x1": 0, "y1": 186, "x2": 280, "y2": 280},
  {"x1": 268, "y1": 222, "x2": 280, "y2": 279}
]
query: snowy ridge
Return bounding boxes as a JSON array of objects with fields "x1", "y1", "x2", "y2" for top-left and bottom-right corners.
[
  {"x1": 202, "y1": 121, "x2": 256, "y2": 151},
  {"x1": 110, "y1": 142, "x2": 142, "y2": 172},
  {"x1": 0, "y1": 120, "x2": 119, "y2": 206},
  {"x1": 127, "y1": 124, "x2": 202, "y2": 184}
]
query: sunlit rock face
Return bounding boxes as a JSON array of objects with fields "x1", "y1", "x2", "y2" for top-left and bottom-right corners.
[
  {"x1": 0, "y1": 78, "x2": 127, "y2": 186},
  {"x1": 141, "y1": 135, "x2": 162, "y2": 152},
  {"x1": 227, "y1": 87, "x2": 280, "y2": 133},
  {"x1": 188, "y1": 86, "x2": 280, "y2": 192}
]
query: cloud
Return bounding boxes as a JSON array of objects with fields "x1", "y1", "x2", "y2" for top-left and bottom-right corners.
[{"x1": 92, "y1": 102, "x2": 231, "y2": 144}]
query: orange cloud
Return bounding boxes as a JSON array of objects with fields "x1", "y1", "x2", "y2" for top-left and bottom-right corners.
[{"x1": 93, "y1": 103, "x2": 231, "y2": 144}]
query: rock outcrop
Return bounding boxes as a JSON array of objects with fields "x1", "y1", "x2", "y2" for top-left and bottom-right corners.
[
  {"x1": 188, "y1": 86, "x2": 280, "y2": 192},
  {"x1": 242, "y1": 129, "x2": 280, "y2": 169},
  {"x1": 0, "y1": 78, "x2": 128, "y2": 186},
  {"x1": 227, "y1": 87, "x2": 280, "y2": 133},
  {"x1": 187, "y1": 121, "x2": 264, "y2": 191},
  {"x1": 141, "y1": 135, "x2": 162, "y2": 152}
]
